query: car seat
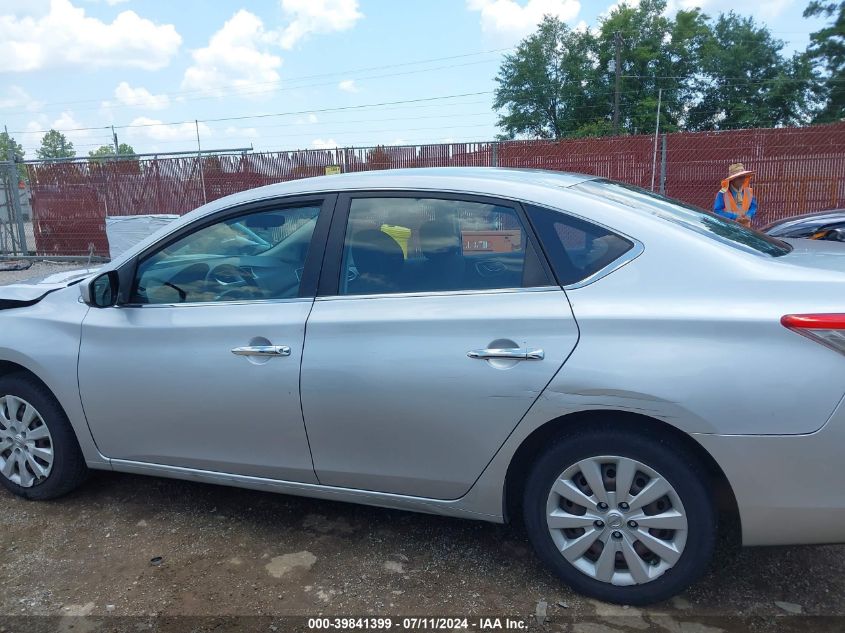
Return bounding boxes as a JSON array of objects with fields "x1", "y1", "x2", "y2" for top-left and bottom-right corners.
[
  {"x1": 418, "y1": 220, "x2": 465, "y2": 291},
  {"x1": 348, "y1": 229, "x2": 405, "y2": 294}
]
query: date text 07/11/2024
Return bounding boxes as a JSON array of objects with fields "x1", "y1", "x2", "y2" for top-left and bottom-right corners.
[{"x1": 306, "y1": 617, "x2": 529, "y2": 630}]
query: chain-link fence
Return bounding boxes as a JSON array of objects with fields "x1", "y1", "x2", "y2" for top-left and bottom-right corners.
[
  {"x1": 0, "y1": 161, "x2": 32, "y2": 257},
  {"x1": 13, "y1": 121, "x2": 845, "y2": 257}
]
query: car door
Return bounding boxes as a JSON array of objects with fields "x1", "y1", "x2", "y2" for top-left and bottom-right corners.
[
  {"x1": 300, "y1": 192, "x2": 579, "y2": 500},
  {"x1": 78, "y1": 195, "x2": 334, "y2": 482}
]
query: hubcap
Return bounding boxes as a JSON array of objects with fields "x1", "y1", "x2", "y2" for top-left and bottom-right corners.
[
  {"x1": 546, "y1": 455, "x2": 688, "y2": 586},
  {"x1": 0, "y1": 394, "x2": 54, "y2": 487}
]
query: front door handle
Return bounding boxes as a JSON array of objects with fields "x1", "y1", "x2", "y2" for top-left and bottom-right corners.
[
  {"x1": 231, "y1": 345, "x2": 291, "y2": 357},
  {"x1": 467, "y1": 347, "x2": 545, "y2": 361}
]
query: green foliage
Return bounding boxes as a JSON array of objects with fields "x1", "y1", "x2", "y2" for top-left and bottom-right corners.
[
  {"x1": 493, "y1": 0, "x2": 835, "y2": 138},
  {"x1": 685, "y1": 12, "x2": 816, "y2": 130},
  {"x1": 804, "y1": 1, "x2": 845, "y2": 122},
  {"x1": 595, "y1": 0, "x2": 710, "y2": 134},
  {"x1": 90, "y1": 143, "x2": 136, "y2": 158},
  {"x1": 36, "y1": 129, "x2": 75, "y2": 160},
  {"x1": 493, "y1": 17, "x2": 600, "y2": 139},
  {"x1": 88, "y1": 143, "x2": 137, "y2": 161},
  {"x1": 0, "y1": 130, "x2": 26, "y2": 180},
  {"x1": 0, "y1": 130, "x2": 24, "y2": 162}
]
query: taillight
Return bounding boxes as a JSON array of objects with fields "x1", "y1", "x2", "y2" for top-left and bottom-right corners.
[{"x1": 781, "y1": 314, "x2": 845, "y2": 356}]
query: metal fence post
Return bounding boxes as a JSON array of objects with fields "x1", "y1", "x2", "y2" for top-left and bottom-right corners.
[
  {"x1": 0, "y1": 160, "x2": 27, "y2": 256},
  {"x1": 491, "y1": 142, "x2": 499, "y2": 167},
  {"x1": 0, "y1": 161, "x2": 10, "y2": 255},
  {"x1": 659, "y1": 133, "x2": 667, "y2": 196},
  {"x1": 11, "y1": 165, "x2": 27, "y2": 254}
]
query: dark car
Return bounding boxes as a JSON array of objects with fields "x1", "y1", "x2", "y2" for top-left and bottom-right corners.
[{"x1": 763, "y1": 209, "x2": 845, "y2": 241}]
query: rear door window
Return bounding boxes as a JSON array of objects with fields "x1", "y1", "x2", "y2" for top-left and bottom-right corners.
[{"x1": 337, "y1": 196, "x2": 550, "y2": 296}]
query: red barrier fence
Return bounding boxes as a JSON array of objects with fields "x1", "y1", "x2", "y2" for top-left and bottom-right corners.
[{"x1": 25, "y1": 122, "x2": 845, "y2": 256}]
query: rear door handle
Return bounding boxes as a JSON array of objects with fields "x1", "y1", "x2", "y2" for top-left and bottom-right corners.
[
  {"x1": 467, "y1": 347, "x2": 544, "y2": 361},
  {"x1": 231, "y1": 345, "x2": 291, "y2": 357}
]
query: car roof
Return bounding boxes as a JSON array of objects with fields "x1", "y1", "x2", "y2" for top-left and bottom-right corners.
[
  {"x1": 257, "y1": 167, "x2": 593, "y2": 193},
  {"x1": 197, "y1": 167, "x2": 597, "y2": 215},
  {"x1": 763, "y1": 209, "x2": 845, "y2": 232},
  {"x1": 109, "y1": 168, "x2": 609, "y2": 267}
]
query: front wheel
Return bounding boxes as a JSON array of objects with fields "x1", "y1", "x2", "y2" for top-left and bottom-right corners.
[
  {"x1": 523, "y1": 428, "x2": 717, "y2": 605},
  {"x1": 0, "y1": 373, "x2": 88, "y2": 500}
]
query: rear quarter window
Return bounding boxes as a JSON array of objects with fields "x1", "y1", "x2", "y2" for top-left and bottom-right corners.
[
  {"x1": 526, "y1": 204, "x2": 635, "y2": 286},
  {"x1": 573, "y1": 179, "x2": 791, "y2": 257}
]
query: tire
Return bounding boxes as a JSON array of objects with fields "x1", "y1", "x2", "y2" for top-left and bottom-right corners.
[
  {"x1": 523, "y1": 426, "x2": 717, "y2": 605},
  {"x1": 0, "y1": 373, "x2": 88, "y2": 500}
]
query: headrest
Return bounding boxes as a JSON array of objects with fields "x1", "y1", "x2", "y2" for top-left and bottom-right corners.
[
  {"x1": 419, "y1": 220, "x2": 461, "y2": 259},
  {"x1": 350, "y1": 229, "x2": 404, "y2": 275}
]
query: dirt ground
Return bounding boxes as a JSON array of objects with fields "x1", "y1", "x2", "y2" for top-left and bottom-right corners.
[
  {"x1": 0, "y1": 260, "x2": 86, "y2": 285},
  {"x1": 1, "y1": 264, "x2": 844, "y2": 632},
  {"x1": 1, "y1": 471, "x2": 844, "y2": 633}
]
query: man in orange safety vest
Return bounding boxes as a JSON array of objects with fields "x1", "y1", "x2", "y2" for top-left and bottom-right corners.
[{"x1": 713, "y1": 163, "x2": 757, "y2": 227}]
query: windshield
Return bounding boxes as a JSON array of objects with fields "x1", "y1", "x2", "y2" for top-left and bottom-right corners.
[
  {"x1": 167, "y1": 214, "x2": 312, "y2": 258},
  {"x1": 573, "y1": 179, "x2": 792, "y2": 257}
]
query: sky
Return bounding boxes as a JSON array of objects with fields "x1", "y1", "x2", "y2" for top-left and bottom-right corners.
[{"x1": 0, "y1": 0, "x2": 829, "y2": 159}]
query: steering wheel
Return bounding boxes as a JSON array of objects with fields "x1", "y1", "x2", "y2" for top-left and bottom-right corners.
[{"x1": 206, "y1": 263, "x2": 263, "y2": 301}]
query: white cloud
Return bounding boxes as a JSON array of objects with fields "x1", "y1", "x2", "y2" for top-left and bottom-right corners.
[
  {"x1": 181, "y1": 10, "x2": 283, "y2": 96},
  {"x1": 0, "y1": 1, "x2": 51, "y2": 17},
  {"x1": 311, "y1": 138, "x2": 339, "y2": 149},
  {"x1": 105, "y1": 0, "x2": 130, "y2": 5},
  {"x1": 338, "y1": 79, "x2": 360, "y2": 93},
  {"x1": 0, "y1": 0, "x2": 181, "y2": 72},
  {"x1": 224, "y1": 126, "x2": 258, "y2": 140},
  {"x1": 181, "y1": 2, "x2": 364, "y2": 97},
  {"x1": 467, "y1": 0, "x2": 581, "y2": 41},
  {"x1": 278, "y1": 0, "x2": 363, "y2": 49},
  {"x1": 0, "y1": 85, "x2": 43, "y2": 111},
  {"x1": 112, "y1": 81, "x2": 169, "y2": 110},
  {"x1": 20, "y1": 110, "x2": 93, "y2": 154},
  {"x1": 125, "y1": 116, "x2": 211, "y2": 143}
]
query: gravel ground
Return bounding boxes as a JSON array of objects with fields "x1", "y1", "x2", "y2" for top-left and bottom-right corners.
[
  {"x1": 1, "y1": 473, "x2": 844, "y2": 632},
  {"x1": 1, "y1": 260, "x2": 843, "y2": 632},
  {"x1": 0, "y1": 260, "x2": 87, "y2": 285}
]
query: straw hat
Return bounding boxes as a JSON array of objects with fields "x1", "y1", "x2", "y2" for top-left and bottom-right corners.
[{"x1": 726, "y1": 163, "x2": 754, "y2": 181}]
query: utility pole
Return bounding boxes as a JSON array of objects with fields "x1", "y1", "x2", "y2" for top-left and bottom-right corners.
[
  {"x1": 613, "y1": 31, "x2": 622, "y2": 135},
  {"x1": 112, "y1": 125, "x2": 119, "y2": 155},
  {"x1": 650, "y1": 88, "x2": 663, "y2": 191},
  {"x1": 196, "y1": 120, "x2": 207, "y2": 205}
]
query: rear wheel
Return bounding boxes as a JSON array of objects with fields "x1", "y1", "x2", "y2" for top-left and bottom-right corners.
[
  {"x1": 523, "y1": 428, "x2": 716, "y2": 605},
  {"x1": 0, "y1": 373, "x2": 88, "y2": 500}
]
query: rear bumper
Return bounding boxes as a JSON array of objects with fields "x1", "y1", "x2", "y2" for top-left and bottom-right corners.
[{"x1": 694, "y1": 402, "x2": 845, "y2": 546}]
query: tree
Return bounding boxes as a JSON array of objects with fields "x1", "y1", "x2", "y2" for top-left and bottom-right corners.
[
  {"x1": 804, "y1": 1, "x2": 845, "y2": 122},
  {"x1": 685, "y1": 12, "x2": 817, "y2": 130},
  {"x1": 493, "y1": 2, "x2": 711, "y2": 138},
  {"x1": 0, "y1": 130, "x2": 26, "y2": 179},
  {"x1": 36, "y1": 129, "x2": 75, "y2": 160},
  {"x1": 595, "y1": 0, "x2": 710, "y2": 134},
  {"x1": 493, "y1": 1, "x2": 820, "y2": 138},
  {"x1": 493, "y1": 16, "x2": 601, "y2": 139},
  {"x1": 0, "y1": 130, "x2": 24, "y2": 162},
  {"x1": 88, "y1": 143, "x2": 136, "y2": 161}
]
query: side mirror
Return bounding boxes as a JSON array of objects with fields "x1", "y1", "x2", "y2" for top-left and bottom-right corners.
[
  {"x1": 825, "y1": 228, "x2": 845, "y2": 242},
  {"x1": 80, "y1": 271, "x2": 119, "y2": 308}
]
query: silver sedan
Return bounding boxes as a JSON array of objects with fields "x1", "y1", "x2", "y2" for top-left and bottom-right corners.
[{"x1": 2, "y1": 168, "x2": 844, "y2": 605}]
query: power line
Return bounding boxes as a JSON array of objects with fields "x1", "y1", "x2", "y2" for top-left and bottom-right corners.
[
  {"x1": 9, "y1": 47, "x2": 513, "y2": 115},
  {"x1": 11, "y1": 91, "x2": 497, "y2": 135}
]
